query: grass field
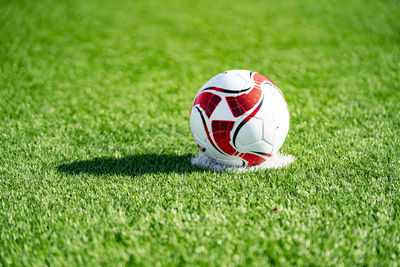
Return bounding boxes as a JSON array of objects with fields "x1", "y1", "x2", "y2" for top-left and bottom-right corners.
[{"x1": 1, "y1": 0, "x2": 400, "y2": 265}]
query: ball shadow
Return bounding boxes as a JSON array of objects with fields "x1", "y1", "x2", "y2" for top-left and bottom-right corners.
[{"x1": 57, "y1": 153, "x2": 201, "y2": 177}]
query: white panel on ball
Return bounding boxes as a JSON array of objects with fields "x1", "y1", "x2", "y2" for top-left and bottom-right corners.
[
  {"x1": 189, "y1": 108, "x2": 208, "y2": 143},
  {"x1": 200, "y1": 70, "x2": 252, "y2": 92},
  {"x1": 237, "y1": 140, "x2": 273, "y2": 154},
  {"x1": 234, "y1": 116, "x2": 263, "y2": 147},
  {"x1": 261, "y1": 115, "x2": 275, "y2": 147}
]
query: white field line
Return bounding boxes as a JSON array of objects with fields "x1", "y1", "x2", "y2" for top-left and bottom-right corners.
[{"x1": 191, "y1": 152, "x2": 296, "y2": 172}]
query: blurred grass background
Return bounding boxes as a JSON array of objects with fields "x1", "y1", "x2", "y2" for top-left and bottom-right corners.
[{"x1": 1, "y1": 0, "x2": 399, "y2": 265}]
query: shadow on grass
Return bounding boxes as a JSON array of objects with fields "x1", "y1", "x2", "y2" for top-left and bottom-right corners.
[{"x1": 57, "y1": 153, "x2": 201, "y2": 176}]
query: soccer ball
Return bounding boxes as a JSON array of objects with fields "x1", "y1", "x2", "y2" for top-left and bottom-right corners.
[{"x1": 190, "y1": 70, "x2": 290, "y2": 167}]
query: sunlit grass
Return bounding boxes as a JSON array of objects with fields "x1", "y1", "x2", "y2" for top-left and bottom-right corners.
[{"x1": 1, "y1": 0, "x2": 399, "y2": 265}]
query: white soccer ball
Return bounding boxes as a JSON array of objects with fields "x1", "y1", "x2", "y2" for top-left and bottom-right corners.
[{"x1": 190, "y1": 70, "x2": 290, "y2": 167}]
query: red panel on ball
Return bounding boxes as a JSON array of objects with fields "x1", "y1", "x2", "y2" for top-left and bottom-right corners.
[
  {"x1": 225, "y1": 86, "x2": 262, "y2": 117},
  {"x1": 211, "y1": 120, "x2": 237, "y2": 155},
  {"x1": 253, "y1": 72, "x2": 277, "y2": 87},
  {"x1": 192, "y1": 92, "x2": 221, "y2": 118},
  {"x1": 241, "y1": 153, "x2": 267, "y2": 166}
]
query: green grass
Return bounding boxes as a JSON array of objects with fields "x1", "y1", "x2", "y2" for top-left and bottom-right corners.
[{"x1": 1, "y1": 0, "x2": 400, "y2": 265}]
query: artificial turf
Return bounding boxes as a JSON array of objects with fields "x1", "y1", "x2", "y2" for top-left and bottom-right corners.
[{"x1": 1, "y1": 0, "x2": 400, "y2": 265}]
